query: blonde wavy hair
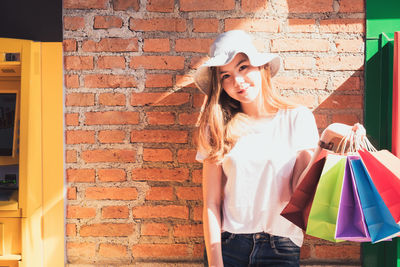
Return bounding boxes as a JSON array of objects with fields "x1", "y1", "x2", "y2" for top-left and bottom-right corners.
[{"x1": 196, "y1": 64, "x2": 297, "y2": 163}]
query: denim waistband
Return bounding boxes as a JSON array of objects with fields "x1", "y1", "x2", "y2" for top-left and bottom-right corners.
[{"x1": 222, "y1": 231, "x2": 274, "y2": 240}]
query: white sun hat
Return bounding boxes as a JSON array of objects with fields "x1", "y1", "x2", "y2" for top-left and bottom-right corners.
[{"x1": 193, "y1": 30, "x2": 281, "y2": 95}]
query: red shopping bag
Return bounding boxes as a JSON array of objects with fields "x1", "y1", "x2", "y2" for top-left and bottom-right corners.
[
  {"x1": 358, "y1": 149, "x2": 400, "y2": 223},
  {"x1": 281, "y1": 149, "x2": 328, "y2": 230}
]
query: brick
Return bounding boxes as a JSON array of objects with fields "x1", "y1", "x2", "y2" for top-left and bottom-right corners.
[
  {"x1": 332, "y1": 113, "x2": 360, "y2": 125},
  {"x1": 320, "y1": 19, "x2": 364, "y2": 33},
  {"x1": 131, "y1": 130, "x2": 188, "y2": 143},
  {"x1": 129, "y1": 18, "x2": 186, "y2": 32},
  {"x1": 193, "y1": 19, "x2": 218, "y2": 33},
  {"x1": 284, "y1": 56, "x2": 315, "y2": 70},
  {"x1": 190, "y1": 56, "x2": 208, "y2": 69},
  {"x1": 193, "y1": 205, "x2": 202, "y2": 221},
  {"x1": 66, "y1": 93, "x2": 95, "y2": 106},
  {"x1": 176, "y1": 187, "x2": 202, "y2": 200},
  {"x1": 98, "y1": 93, "x2": 126, "y2": 106},
  {"x1": 318, "y1": 95, "x2": 363, "y2": 109},
  {"x1": 66, "y1": 223, "x2": 77, "y2": 236},
  {"x1": 146, "y1": 112, "x2": 175, "y2": 125},
  {"x1": 67, "y1": 205, "x2": 96, "y2": 219},
  {"x1": 145, "y1": 74, "x2": 173, "y2": 87},
  {"x1": 67, "y1": 187, "x2": 77, "y2": 200},
  {"x1": 141, "y1": 223, "x2": 169, "y2": 236},
  {"x1": 180, "y1": 0, "x2": 235, "y2": 11},
  {"x1": 273, "y1": 76, "x2": 327, "y2": 90},
  {"x1": 287, "y1": 19, "x2": 316, "y2": 33},
  {"x1": 179, "y1": 113, "x2": 200, "y2": 125},
  {"x1": 102, "y1": 206, "x2": 129, "y2": 218},
  {"x1": 82, "y1": 38, "x2": 138, "y2": 52},
  {"x1": 177, "y1": 149, "x2": 197, "y2": 163},
  {"x1": 65, "y1": 130, "x2": 95, "y2": 144},
  {"x1": 94, "y1": 16, "x2": 123, "y2": 29},
  {"x1": 66, "y1": 150, "x2": 77, "y2": 163},
  {"x1": 175, "y1": 39, "x2": 214, "y2": 53},
  {"x1": 65, "y1": 74, "x2": 79, "y2": 88},
  {"x1": 99, "y1": 243, "x2": 127, "y2": 258},
  {"x1": 193, "y1": 243, "x2": 205, "y2": 258},
  {"x1": 64, "y1": 0, "x2": 107, "y2": 9},
  {"x1": 64, "y1": 16, "x2": 85, "y2": 31},
  {"x1": 65, "y1": 56, "x2": 94, "y2": 70},
  {"x1": 315, "y1": 244, "x2": 360, "y2": 259},
  {"x1": 98, "y1": 168, "x2": 126, "y2": 182},
  {"x1": 66, "y1": 242, "x2": 96, "y2": 258},
  {"x1": 143, "y1": 148, "x2": 173, "y2": 162},
  {"x1": 86, "y1": 187, "x2": 138, "y2": 200},
  {"x1": 176, "y1": 75, "x2": 195, "y2": 88},
  {"x1": 130, "y1": 56, "x2": 184, "y2": 70},
  {"x1": 80, "y1": 223, "x2": 134, "y2": 237},
  {"x1": 300, "y1": 244, "x2": 311, "y2": 259},
  {"x1": 84, "y1": 74, "x2": 136, "y2": 88},
  {"x1": 192, "y1": 169, "x2": 202, "y2": 184},
  {"x1": 316, "y1": 56, "x2": 364, "y2": 70},
  {"x1": 85, "y1": 111, "x2": 139, "y2": 125},
  {"x1": 63, "y1": 39, "x2": 77, "y2": 52},
  {"x1": 131, "y1": 92, "x2": 189, "y2": 106},
  {"x1": 82, "y1": 149, "x2": 136, "y2": 163},
  {"x1": 194, "y1": 93, "x2": 207, "y2": 108},
  {"x1": 314, "y1": 113, "x2": 328, "y2": 129},
  {"x1": 98, "y1": 130, "x2": 126, "y2": 143},
  {"x1": 335, "y1": 39, "x2": 364, "y2": 53},
  {"x1": 65, "y1": 113, "x2": 79, "y2": 126},
  {"x1": 271, "y1": 39, "x2": 329, "y2": 52},
  {"x1": 332, "y1": 76, "x2": 361, "y2": 91},
  {"x1": 241, "y1": 0, "x2": 268, "y2": 12},
  {"x1": 113, "y1": 0, "x2": 139, "y2": 11},
  {"x1": 66, "y1": 169, "x2": 95, "y2": 183},
  {"x1": 132, "y1": 205, "x2": 188, "y2": 219},
  {"x1": 97, "y1": 56, "x2": 125, "y2": 69},
  {"x1": 131, "y1": 168, "x2": 189, "y2": 182},
  {"x1": 340, "y1": 0, "x2": 364, "y2": 12},
  {"x1": 143, "y1": 39, "x2": 170, "y2": 52},
  {"x1": 146, "y1": 0, "x2": 174, "y2": 12},
  {"x1": 173, "y1": 224, "x2": 203, "y2": 237},
  {"x1": 286, "y1": 0, "x2": 333, "y2": 13},
  {"x1": 145, "y1": 186, "x2": 174, "y2": 200},
  {"x1": 225, "y1": 19, "x2": 279, "y2": 32}
]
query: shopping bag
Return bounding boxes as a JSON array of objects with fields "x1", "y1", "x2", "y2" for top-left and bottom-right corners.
[
  {"x1": 358, "y1": 149, "x2": 400, "y2": 223},
  {"x1": 335, "y1": 155, "x2": 371, "y2": 242},
  {"x1": 306, "y1": 154, "x2": 347, "y2": 242},
  {"x1": 350, "y1": 158, "x2": 400, "y2": 243},
  {"x1": 280, "y1": 149, "x2": 328, "y2": 230}
]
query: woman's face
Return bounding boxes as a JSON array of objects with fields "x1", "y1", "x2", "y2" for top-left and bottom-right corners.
[{"x1": 219, "y1": 53, "x2": 263, "y2": 104}]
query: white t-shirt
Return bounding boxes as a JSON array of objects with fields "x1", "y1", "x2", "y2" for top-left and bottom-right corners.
[{"x1": 197, "y1": 106, "x2": 319, "y2": 247}]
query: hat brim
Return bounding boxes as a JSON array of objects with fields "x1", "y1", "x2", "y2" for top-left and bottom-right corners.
[{"x1": 194, "y1": 51, "x2": 281, "y2": 95}]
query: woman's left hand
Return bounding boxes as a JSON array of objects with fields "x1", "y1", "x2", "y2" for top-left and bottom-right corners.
[{"x1": 320, "y1": 122, "x2": 366, "y2": 151}]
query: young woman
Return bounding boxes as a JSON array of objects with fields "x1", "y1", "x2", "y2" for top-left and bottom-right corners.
[{"x1": 194, "y1": 30, "x2": 361, "y2": 267}]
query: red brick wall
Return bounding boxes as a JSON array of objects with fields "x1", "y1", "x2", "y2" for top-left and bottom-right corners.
[{"x1": 64, "y1": 0, "x2": 365, "y2": 265}]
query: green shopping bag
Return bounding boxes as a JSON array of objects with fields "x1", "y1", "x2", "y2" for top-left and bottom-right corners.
[{"x1": 306, "y1": 153, "x2": 347, "y2": 242}]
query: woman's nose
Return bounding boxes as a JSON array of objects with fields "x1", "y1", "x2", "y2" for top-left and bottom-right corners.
[{"x1": 233, "y1": 73, "x2": 245, "y2": 85}]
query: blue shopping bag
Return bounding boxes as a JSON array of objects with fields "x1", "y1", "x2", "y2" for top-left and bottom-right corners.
[{"x1": 350, "y1": 158, "x2": 400, "y2": 243}]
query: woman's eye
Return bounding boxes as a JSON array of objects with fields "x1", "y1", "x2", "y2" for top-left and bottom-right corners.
[
  {"x1": 239, "y1": 65, "x2": 248, "y2": 71},
  {"x1": 221, "y1": 74, "x2": 230, "y2": 80}
]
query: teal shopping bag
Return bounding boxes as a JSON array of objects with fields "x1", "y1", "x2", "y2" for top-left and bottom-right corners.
[{"x1": 350, "y1": 158, "x2": 400, "y2": 243}]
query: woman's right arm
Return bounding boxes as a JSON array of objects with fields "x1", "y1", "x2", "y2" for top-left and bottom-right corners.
[{"x1": 202, "y1": 159, "x2": 224, "y2": 267}]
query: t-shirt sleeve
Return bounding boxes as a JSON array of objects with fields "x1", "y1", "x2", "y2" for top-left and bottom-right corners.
[
  {"x1": 292, "y1": 106, "x2": 319, "y2": 151},
  {"x1": 195, "y1": 149, "x2": 207, "y2": 163}
]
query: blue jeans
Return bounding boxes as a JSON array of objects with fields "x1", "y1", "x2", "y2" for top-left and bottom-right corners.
[{"x1": 208, "y1": 231, "x2": 300, "y2": 266}]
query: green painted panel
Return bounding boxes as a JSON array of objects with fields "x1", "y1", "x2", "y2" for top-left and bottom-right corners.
[{"x1": 365, "y1": 0, "x2": 400, "y2": 266}]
